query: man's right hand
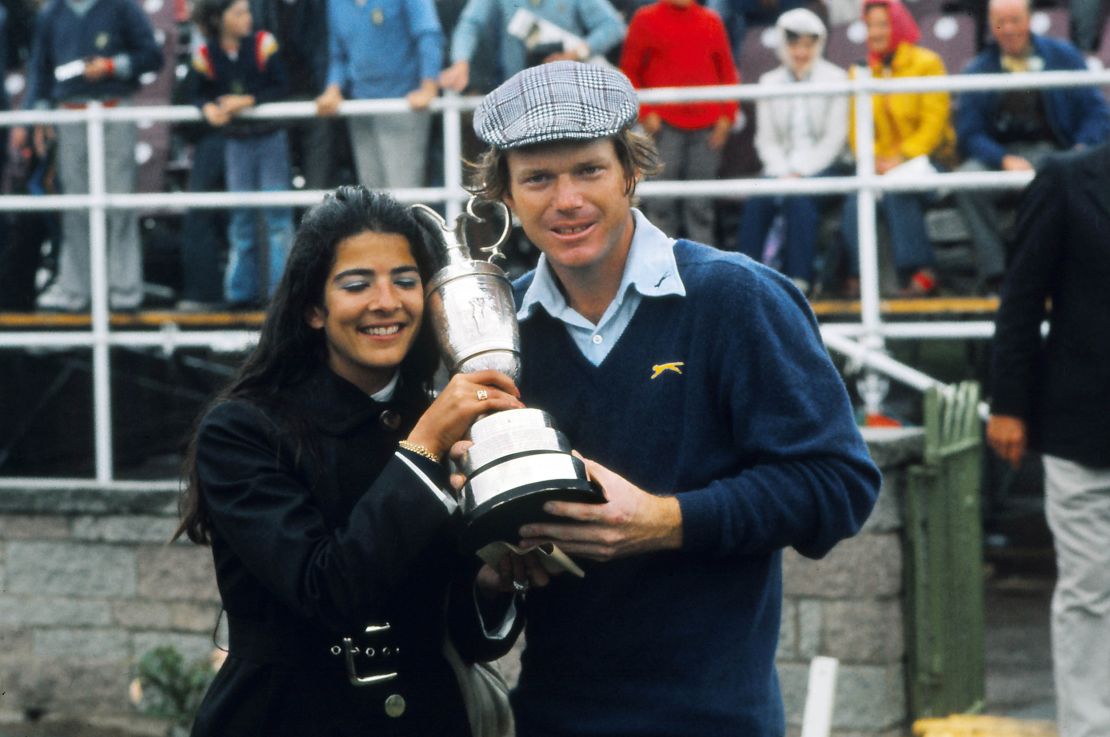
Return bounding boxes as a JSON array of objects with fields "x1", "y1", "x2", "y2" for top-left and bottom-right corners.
[
  {"x1": 439, "y1": 61, "x2": 470, "y2": 93},
  {"x1": 987, "y1": 414, "x2": 1027, "y2": 468},
  {"x1": 315, "y1": 85, "x2": 343, "y2": 116},
  {"x1": 640, "y1": 111, "x2": 662, "y2": 136},
  {"x1": 1001, "y1": 154, "x2": 1034, "y2": 172}
]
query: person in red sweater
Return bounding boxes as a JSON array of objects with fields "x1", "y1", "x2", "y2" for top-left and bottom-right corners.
[{"x1": 619, "y1": 0, "x2": 739, "y2": 245}]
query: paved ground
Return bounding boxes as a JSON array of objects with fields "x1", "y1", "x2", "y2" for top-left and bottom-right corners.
[{"x1": 983, "y1": 568, "x2": 1057, "y2": 725}]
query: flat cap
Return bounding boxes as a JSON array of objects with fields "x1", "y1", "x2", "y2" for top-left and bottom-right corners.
[{"x1": 474, "y1": 61, "x2": 639, "y2": 149}]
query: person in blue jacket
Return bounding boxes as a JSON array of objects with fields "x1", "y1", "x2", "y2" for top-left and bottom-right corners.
[
  {"x1": 315, "y1": 0, "x2": 444, "y2": 192},
  {"x1": 954, "y1": 0, "x2": 1110, "y2": 293},
  {"x1": 466, "y1": 61, "x2": 881, "y2": 737},
  {"x1": 15, "y1": 0, "x2": 163, "y2": 312}
]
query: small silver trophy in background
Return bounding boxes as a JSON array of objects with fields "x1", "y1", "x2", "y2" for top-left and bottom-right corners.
[{"x1": 413, "y1": 200, "x2": 603, "y2": 553}]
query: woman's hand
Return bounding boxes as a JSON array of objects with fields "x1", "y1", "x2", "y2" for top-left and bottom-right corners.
[
  {"x1": 405, "y1": 370, "x2": 523, "y2": 461},
  {"x1": 475, "y1": 552, "x2": 552, "y2": 596},
  {"x1": 316, "y1": 84, "x2": 343, "y2": 116}
]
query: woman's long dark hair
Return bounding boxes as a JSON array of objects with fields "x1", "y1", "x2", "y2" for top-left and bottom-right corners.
[{"x1": 176, "y1": 187, "x2": 442, "y2": 543}]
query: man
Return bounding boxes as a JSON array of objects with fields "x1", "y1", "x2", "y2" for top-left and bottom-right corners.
[
  {"x1": 954, "y1": 0, "x2": 1109, "y2": 293},
  {"x1": 438, "y1": 0, "x2": 625, "y2": 93},
  {"x1": 620, "y1": 0, "x2": 739, "y2": 246},
  {"x1": 468, "y1": 61, "x2": 881, "y2": 736},
  {"x1": 16, "y1": 0, "x2": 163, "y2": 312},
  {"x1": 986, "y1": 143, "x2": 1110, "y2": 737}
]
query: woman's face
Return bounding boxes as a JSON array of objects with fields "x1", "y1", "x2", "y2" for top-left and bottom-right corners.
[
  {"x1": 221, "y1": 0, "x2": 252, "y2": 40},
  {"x1": 306, "y1": 230, "x2": 425, "y2": 396},
  {"x1": 865, "y1": 6, "x2": 893, "y2": 56},
  {"x1": 786, "y1": 34, "x2": 819, "y2": 75}
]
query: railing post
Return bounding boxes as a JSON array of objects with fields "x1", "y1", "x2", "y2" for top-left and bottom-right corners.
[
  {"x1": 852, "y1": 68, "x2": 888, "y2": 417},
  {"x1": 442, "y1": 92, "x2": 465, "y2": 223},
  {"x1": 86, "y1": 102, "x2": 115, "y2": 482}
]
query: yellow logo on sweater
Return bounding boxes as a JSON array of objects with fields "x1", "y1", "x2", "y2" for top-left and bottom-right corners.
[{"x1": 650, "y1": 362, "x2": 684, "y2": 380}]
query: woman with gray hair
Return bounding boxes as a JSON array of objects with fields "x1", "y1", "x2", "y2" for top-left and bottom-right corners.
[{"x1": 736, "y1": 7, "x2": 848, "y2": 296}]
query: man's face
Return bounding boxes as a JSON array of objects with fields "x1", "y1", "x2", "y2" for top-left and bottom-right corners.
[
  {"x1": 502, "y1": 138, "x2": 635, "y2": 281},
  {"x1": 989, "y1": 0, "x2": 1032, "y2": 56}
]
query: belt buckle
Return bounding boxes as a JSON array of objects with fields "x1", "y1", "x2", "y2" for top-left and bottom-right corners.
[{"x1": 335, "y1": 622, "x2": 399, "y2": 687}]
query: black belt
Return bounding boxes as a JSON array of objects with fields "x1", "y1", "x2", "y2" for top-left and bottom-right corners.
[{"x1": 226, "y1": 614, "x2": 403, "y2": 686}]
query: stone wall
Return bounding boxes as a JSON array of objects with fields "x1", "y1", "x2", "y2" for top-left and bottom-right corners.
[{"x1": 0, "y1": 428, "x2": 924, "y2": 735}]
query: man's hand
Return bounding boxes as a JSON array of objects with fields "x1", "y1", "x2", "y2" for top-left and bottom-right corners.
[
  {"x1": 83, "y1": 57, "x2": 114, "y2": 81},
  {"x1": 708, "y1": 116, "x2": 731, "y2": 151},
  {"x1": 987, "y1": 414, "x2": 1027, "y2": 468},
  {"x1": 876, "y1": 154, "x2": 905, "y2": 175},
  {"x1": 640, "y1": 111, "x2": 662, "y2": 136},
  {"x1": 406, "y1": 79, "x2": 438, "y2": 110},
  {"x1": 1001, "y1": 154, "x2": 1034, "y2": 172},
  {"x1": 475, "y1": 553, "x2": 552, "y2": 596},
  {"x1": 218, "y1": 94, "x2": 256, "y2": 116},
  {"x1": 439, "y1": 61, "x2": 470, "y2": 92},
  {"x1": 518, "y1": 456, "x2": 683, "y2": 562},
  {"x1": 315, "y1": 84, "x2": 343, "y2": 116},
  {"x1": 542, "y1": 44, "x2": 588, "y2": 64}
]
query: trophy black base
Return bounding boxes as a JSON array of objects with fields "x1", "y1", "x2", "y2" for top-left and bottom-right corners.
[{"x1": 459, "y1": 478, "x2": 604, "y2": 553}]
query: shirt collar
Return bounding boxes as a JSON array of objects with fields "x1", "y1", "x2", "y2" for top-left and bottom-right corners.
[{"x1": 517, "y1": 208, "x2": 686, "y2": 323}]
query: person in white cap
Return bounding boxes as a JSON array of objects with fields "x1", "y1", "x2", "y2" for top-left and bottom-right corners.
[
  {"x1": 464, "y1": 60, "x2": 881, "y2": 737},
  {"x1": 737, "y1": 7, "x2": 848, "y2": 297}
]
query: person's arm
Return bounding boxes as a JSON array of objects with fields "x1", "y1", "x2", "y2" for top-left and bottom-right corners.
[
  {"x1": 955, "y1": 57, "x2": 1007, "y2": 167},
  {"x1": 196, "y1": 401, "x2": 463, "y2": 633},
  {"x1": 754, "y1": 91, "x2": 791, "y2": 176},
  {"x1": 898, "y1": 50, "x2": 950, "y2": 160},
  {"x1": 521, "y1": 276, "x2": 881, "y2": 562},
  {"x1": 404, "y1": 0, "x2": 444, "y2": 109},
  {"x1": 251, "y1": 31, "x2": 288, "y2": 104},
  {"x1": 576, "y1": 0, "x2": 626, "y2": 59},
  {"x1": 319, "y1": 0, "x2": 348, "y2": 111},
  {"x1": 439, "y1": 0, "x2": 494, "y2": 91},
  {"x1": 988, "y1": 157, "x2": 1065, "y2": 435},
  {"x1": 709, "y1": 12, "x2": 740, "y2": 128},
  {"x1": 115, "y1": 0, "x2": 165, "y2": 80},
  {"x1": 618, "y1": 9, "x2": 654, "y2": 122},
  {"x1": 20, "y1": 6, "x2": 53, "y2": 111},
  {"x1": 799, "y1": 67, "x2": 849, "y2": 176}
]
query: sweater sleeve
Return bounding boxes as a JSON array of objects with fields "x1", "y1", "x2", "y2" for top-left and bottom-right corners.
[
  {"x1": 577, "y1": 0, "x2": 625, "y2": 57},
  {"x1": 406, "y1": 0, "x2": 446, "y2": 82},
  {"x1": 450, "y1": 0, "x2": 496, "y2": 64},
  {"x1": 196, "y1": 401, "x2": 457, "y2": 633},
  {"x1": 21, "y1": 6, "x2": 54, "y2": 109},
  {"x1": 618, "y1": 10, "x2": 650, "y2": 115},
  {"x1": 676, "y1": 275, "x2": 881, "y2": 560},
  {"x1": 955, "y1": 56, "x2": 1007, "y2": 167},
  {"x1": 989, "y1": 158, "x2": 1064, "y2": 420},
  {"x1": 253, "y1": 32, "x2": 288, "y2": 103},
  {"x1": 117, "y1": 0, "x2": 164, "y2": 79}
]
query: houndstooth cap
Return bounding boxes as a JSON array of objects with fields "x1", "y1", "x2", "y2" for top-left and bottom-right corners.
[{"x1": 474, "y1": 61, "x2": 639, "y2": 149}]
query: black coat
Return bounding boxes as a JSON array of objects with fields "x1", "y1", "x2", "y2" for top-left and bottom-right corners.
[
  {"x1": 190, "y1": 367, "x2": 518, "y2": 736},
  {"x1": 990, "y1": 143, "x2": 1110, "y2": 468}
]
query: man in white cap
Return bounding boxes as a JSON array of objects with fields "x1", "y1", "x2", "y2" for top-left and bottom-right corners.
[{"x1": 467, "y1": 60, "x2": 881, "y2": 736}]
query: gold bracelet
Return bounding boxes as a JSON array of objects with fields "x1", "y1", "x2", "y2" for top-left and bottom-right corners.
[{"x1": 398, "y1": 440, "x2": 442, "y2": 464}]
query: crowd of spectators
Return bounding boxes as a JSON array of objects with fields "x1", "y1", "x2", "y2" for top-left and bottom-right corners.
[{"x1": 1, "y1": 0, "x2": 1109, "y2": 311}]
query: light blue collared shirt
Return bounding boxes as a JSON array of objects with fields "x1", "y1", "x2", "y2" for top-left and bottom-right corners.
[{"x1": 517, "y1": 209, "x2": 687, "y2": 365}]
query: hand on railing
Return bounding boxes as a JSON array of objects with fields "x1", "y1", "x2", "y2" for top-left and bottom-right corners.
[
  {"x1": 439, "y1": 61, "x2": 470, "y2": 93},
  {"x1": 316, "y1": 84, "x2": 343, "y2": 116},
  {"x1": 406, "y1": 79, "x2": 438, "y2": 111}
]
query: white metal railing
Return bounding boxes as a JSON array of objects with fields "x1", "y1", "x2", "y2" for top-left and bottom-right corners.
[{"x1": 0, "y1": 68, "x2": 1105, "y2": 484}]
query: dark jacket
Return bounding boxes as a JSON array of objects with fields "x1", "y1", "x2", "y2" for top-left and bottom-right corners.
[
  {"x1": 186, "y1": 31, "x2": 288, "y2": 138},
  {"x1": 23, "y1": 0, "x2": 163, "y2": 106},
  {"x1": 957, "y1": 35, "x2": 1110, "y2": 168},
  {"x1": 249, "y1": 0, "x2": 328, "y2": 94},
  {"x1": 190, "y1": 366, "x2": 519, "y2": 736},
  {"x1": 990, "y1": 143, "x2": 1110, "y2": 468}
]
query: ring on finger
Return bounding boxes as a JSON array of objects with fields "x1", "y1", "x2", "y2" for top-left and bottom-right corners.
[
  {"x1": 476, "y1": 389, "x2": 489, "y2": 401},
  {"x1": 511, "y1": 580, "x2": 529, "y2": 593}
]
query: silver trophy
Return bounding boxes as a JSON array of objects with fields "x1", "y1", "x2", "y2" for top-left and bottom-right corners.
[{"x1": 413, "y1": 200, "x2": 603, "y2": 552}]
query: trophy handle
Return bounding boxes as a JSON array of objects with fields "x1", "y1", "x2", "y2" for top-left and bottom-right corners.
[{"x1": 465, "y1": 198, "x2": 512, "y2": 263}]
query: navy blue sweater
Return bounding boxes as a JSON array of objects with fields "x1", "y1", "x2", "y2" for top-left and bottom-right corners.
[
  {"x1": 511, "y1": 240, "x2": 880, "y2": 737},
  {"x1": 24, "y1": 0, "x2": 163, "y2": 106}
]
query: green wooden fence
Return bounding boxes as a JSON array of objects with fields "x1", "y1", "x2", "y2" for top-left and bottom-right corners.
[{"x1": 905, "y1": 381, "x2": 986, "y2": 718}]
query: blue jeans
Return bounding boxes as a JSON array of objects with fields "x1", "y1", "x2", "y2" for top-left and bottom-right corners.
[
  {"x1": 224, "y1": 130, "x2": 292, "y2": 304},
  {"x1": 842, "y1": 191, "x2": 935, "y2": 277},
  {"x1": 737, "y1": 169, "x2": 841, "y2": 282}
]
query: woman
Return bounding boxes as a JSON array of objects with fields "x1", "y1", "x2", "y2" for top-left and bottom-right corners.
[
  {"x1": 738, "y1": 7, "x2": 848, "y2": 296},
  {"x1": 841, "y1": 0, "x2": 954, "y2": 297},
  {"x1": 178, "y1": 187, "x2": 528, "y2": 736}
]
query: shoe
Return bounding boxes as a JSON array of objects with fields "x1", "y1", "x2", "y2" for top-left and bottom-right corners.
[
  {"x1": 175, "y1": 299, "x2": 227, "y2": 312},
  {"x1": 36, "y1": 287, "x2": 89, "y2": 313},
  {"x1": 897, "y1": 269, "x2": 938, "y2": 298}
]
